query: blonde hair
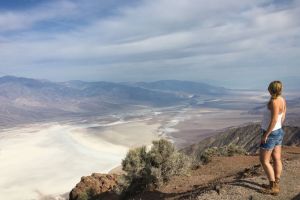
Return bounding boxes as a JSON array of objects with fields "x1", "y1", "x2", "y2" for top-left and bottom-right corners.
[{"x1": 268, "y1": 80, "x2": 282, "y2": 99}]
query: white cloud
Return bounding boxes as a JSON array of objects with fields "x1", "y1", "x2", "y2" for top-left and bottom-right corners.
[{"x1": 0, "y1": 0, "x2": 299, "y2": 88}]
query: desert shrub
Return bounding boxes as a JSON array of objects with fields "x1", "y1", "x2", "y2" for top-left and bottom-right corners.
[
  {"x1": 116, "y1": 139, "x2": 191, "y2": 197},
  {"x1": 149, "y1": 144, "x2": 191, "y2": 186},
  {"x1": 190, "y1": 155, "x2": 202, "y2": 170},
  {"x1": 198, "y1": 147, "x2": 218, "y2": 164},
  {"x1": 198, "y1": 144, "x2": 247, "y2": 164},
  {"x1": 226, "y1": 144, "x2": 247, "y2": 156},
  {"x1": 118, "y1": 146, "x2": 154, "y2": 195},
  {"x1": 148, "y1": 139, "x2": 175, "y2": 166},
  {"x1": 121, "y1": 146, "x2": 148, "y2": 177},
  {"x1": 149, "y1": 139, "x2": 191, "y2": 183},
  {"x1": 148, "y1": 139, "x2": 190, "y2": 185}
]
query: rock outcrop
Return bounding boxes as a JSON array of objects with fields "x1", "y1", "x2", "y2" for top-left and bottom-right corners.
[{"x1": 69, "y1": 173, "x2": 119, "y2": 200}]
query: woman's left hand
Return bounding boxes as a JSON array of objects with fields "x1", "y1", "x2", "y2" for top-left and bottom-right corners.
[{"x1": 261, "y1": 135, "x2": 268, "y2": 144}]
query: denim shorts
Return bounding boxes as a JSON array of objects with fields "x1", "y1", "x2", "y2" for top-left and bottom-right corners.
[{"x1": 260, "y1": 128, "x2": 284, "y2": 150}]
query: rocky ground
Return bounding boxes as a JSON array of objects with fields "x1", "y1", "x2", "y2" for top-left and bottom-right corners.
[
  {"x1": 191, "y1": 147, "x2": 300, "y2": 200},
  {"x1": 69, "y1": 146, "x2": 300, "y2": 200}
]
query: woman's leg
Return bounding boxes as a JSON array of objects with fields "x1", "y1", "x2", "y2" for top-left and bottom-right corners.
[
  {"x1": 260, "y1": 148, "x2": 275, "y2": 181},
  {"x1": 272, "y1": 145, "x2": 282, "y2": 180}
]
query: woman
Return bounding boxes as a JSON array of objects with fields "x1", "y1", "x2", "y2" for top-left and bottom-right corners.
[{"x1": 260, "y1": 80, "x2": 286, "y2": 195}]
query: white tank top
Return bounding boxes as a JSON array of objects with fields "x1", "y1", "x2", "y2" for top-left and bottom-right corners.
[{"x1": 261, "y1": 96, "x2": 285, "y2": 131}]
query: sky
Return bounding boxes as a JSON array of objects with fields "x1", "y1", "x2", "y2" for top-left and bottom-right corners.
[{"x1": 0, "y1": 0, "x2": 299, "y2": 89}]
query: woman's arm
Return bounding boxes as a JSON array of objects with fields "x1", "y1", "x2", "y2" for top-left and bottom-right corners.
[
  {"x1": 262, "y1": 100, "x2": 279, "y2": 140},
  {"x1": 281, "y1": 98, "x2": 286, "y2": 124}
]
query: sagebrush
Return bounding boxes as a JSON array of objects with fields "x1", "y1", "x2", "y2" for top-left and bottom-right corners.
[
  {"x1": 116, "y1": 139, "x2": 191, "y2": 197},
  {"x1": 198, "y1": 144, "x2": 247, "y2": 164}
]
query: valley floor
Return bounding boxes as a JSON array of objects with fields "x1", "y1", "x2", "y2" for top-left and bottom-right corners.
[{"x1": 0, "y1": 120, "x2": 160, "y2": 200}]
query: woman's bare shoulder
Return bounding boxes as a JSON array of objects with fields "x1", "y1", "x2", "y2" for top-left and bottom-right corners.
[
  {"x1": 281, "y1": 96, "x2": 287, "y2": 109},
  {"x1": 270, "y1": 97, "x2": 282, "y2": 108},
  {"x1": 275, "y1": 96, "x2": 286, "y2": 112}
]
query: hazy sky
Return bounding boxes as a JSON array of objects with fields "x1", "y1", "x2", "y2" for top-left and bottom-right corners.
[{"x1": 0, "y1": 0, "x2": 299, "y2": 89}]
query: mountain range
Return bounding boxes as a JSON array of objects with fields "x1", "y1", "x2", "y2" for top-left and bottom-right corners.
[{"x1": 0, "y1": 76, "x2": 229, "y2": 127}]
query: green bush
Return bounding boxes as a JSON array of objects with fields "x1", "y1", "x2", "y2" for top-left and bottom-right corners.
[
  {"x1": 190, "y1": 155, "x2": 202, "y2": 170},
  {"x1": 198, "y1": 144, "x2": 247, "y2": 164},
  {"x1": 121, "y1": 146, "x2": 148, "y2": 177},
  {"x1": 116, "y1": 139, "x2": 191, "y2": 197},
  {"x1": 226, "y1": 144, "x2": 247, "y2": 156}
]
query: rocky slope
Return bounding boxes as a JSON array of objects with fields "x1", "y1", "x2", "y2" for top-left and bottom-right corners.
[{"x1": 183, "y1": 123, "x2": 300, "y2": 155}]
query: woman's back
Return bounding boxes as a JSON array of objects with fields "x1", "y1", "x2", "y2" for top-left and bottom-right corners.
[{"x1": 261, "y1": 96, "x2": 285, "y2": 131}]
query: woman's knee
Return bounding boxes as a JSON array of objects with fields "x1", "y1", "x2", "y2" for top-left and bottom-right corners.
[
  {"x1": 260, "y1": 149, "x2": 272, "y2": 163},
  {"x1": 273, "y1": 158, "x2": 282, "y2": 164},
  {"x1": 261, "y1": 160, "x2": 271, "y2": 166},
  {"x1": 272, "y1": 152, "x2": 282, "y2": 162},
  {"x1": 260, "y1": 156, "x2": 270, "y2": 165}
]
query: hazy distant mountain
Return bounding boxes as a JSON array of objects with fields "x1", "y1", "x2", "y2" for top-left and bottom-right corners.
[
  {"x1": 61, "y1": 80, "x2": 186, "y2": 105},
  {"x1": 0, "y1": 76, "x2": 230, "y2": 127},
  {"x1": 124, "y1": 80, "x2": 229, "y2": 96}
]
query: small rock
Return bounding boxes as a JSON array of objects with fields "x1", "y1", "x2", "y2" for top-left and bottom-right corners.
[{"x1": 214, "y1": 184, "x2": 222, "y2": 195}]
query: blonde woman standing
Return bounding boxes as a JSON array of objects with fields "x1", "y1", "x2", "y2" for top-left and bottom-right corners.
[{"x1": 260, "y1": 80, "x2": 286, "y2": 195}]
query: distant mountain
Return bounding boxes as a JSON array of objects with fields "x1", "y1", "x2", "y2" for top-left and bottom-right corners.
[
  {"x1": 0, "y1": 76, "x2": 230, "y2": 127},
  {"x1": 124, "y1": 80, "x2": 229, "y2": 96},
  {"x1": 183, "y1": 123, "x2": 300, "y2": 154},
  {"x1": 61, "y1": 80, "x2": 186, "y2": 105}
]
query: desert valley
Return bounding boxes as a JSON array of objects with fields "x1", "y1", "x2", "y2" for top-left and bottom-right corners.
[{"x1": 0, "y1": 76, "x2": 299, "y2": 200}]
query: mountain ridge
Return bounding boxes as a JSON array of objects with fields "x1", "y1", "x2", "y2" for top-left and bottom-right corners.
[
  {"x1": 0, "y1": 76, "x2": 231, "y2": 127},
  {"x1": 183, "y1": 123, "x2": 300, "y2": 155}
]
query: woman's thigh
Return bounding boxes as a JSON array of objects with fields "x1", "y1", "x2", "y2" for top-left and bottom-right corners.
[
  {"x1": 272, "y1": 145, "x2": 282, "y2": 161},
  {"x1": 260, "y1": 148, "x2": 273, "y2": 163}
]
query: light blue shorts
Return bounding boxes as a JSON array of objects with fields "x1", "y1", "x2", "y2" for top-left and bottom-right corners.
[{"x1": 260, "y1": 128, "x2": 284, "y2": 150}]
